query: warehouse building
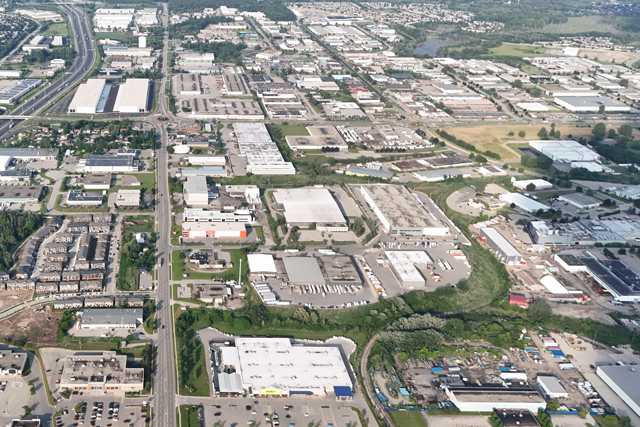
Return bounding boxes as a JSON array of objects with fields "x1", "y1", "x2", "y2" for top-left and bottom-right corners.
[
  {"x1": 0, "y1": 148, "x2": 58, "y2": 161},
  {"x1": 273, "y1": 188, "x2": 347, "y2": 231},
  {"x1": 445, "y1": 386, "x2": 546, "y2": 412},
  {"x1": 115, "y1": 189, "x2": 141, "y2": 207},
  {"x1": 183, "y1": 175, "x2": 212, "y2": 207},
  {"x1": 536, "y1": 375, "x2": 568, "y2": 399},
  {"x1": 59, "y1": 351, "x2": 143, "y2": 394},
  {"x1": 0, "y1": 171, "x2": 32, "y2": 183},
  {"x1": 80, "y1": 308, "x2": 142, "y2": 329},
  {"x1": 247, "y1": 254, "x2": 278, "y2": 277},
  {"x1": 580, "y1": 257, "x2": 640, "y2": 303},
  {"x1": 529, "y1": 140, "x2": 599, "y2": 163},
  {"x1": 181, "y1": 221, "x2": 247, "y2": 239},
  {"x1": 216, "y1": 337, "x2": 353, "y2": 397},
  {"x1": 413, "y1": 168, "x2": 470, "y2": 182},
  {"x1": 385, "y1": 251, "x2": 432, "y2": 288},
  {"x1": 283, "y1": 257, "x2": 325, "y2": 285},
  {"x1": 359, "y1": 184, "x2": 450, "y2": 236},
  {"x1": 182, "y1": 208, "x2": 253, "y2": 223},
  {"x1": 596, "y1": 365, "x2": 640, "y2": 417},
  {"x1": 0, "y1": 79, "x2": 42, "y2": 104},
  {"x1": 317, "y1": 255, "x2": 362, "y2": 286},
  {"x1": 513, "y1": 179, "x2": 553, "y2": 191},
  {"x1": 233, "y1": 123, "x2": 295, "y2": 175},
  {"x1": 113, "y1": 79, "x2": 150, "y2": 113},
  {"x1": 558, "y1": 193, "x2": 600, "y2": 209},
  {"x1": 82, "y1": 155, "x2": 136, "y2": 172},
  {"x1": 554, "y1": 96, "x2": 631, "y2": 112},
  {"x1": 479, "y1": 227, "x2": 523, "y2": 265},
  {"x1": 0, "y1": 156, "x2": 12, "y2": 171},
  {"x1": 500, "y1": 193, "x2": 549, "y2": 214},
  {"x1": 0, "y1": 350, "x2": 27, "y2": 376},
  {"x1": 68, "y1": 79, "x2": 111, "y2": 114},
  {"x1": 78, "y1": 174, "x2": 114, "y2": 190},
  {"x1": 345, "y1": 165, "x2": 393, "y2": 180},
  {"x1": 0, "y1": 185, "x2": 42, "y2": 203}
]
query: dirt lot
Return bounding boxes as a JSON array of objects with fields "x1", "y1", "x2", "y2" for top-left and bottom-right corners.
[
  {"x1": 443, "y1": 125, "x2": 640, "y2": 161},
  {"x1": 0, "y1": 305, "x2": 62, "y2": 346},
  {"x1": 0, "y1": 290, "x2": 33, "y2": 311}
]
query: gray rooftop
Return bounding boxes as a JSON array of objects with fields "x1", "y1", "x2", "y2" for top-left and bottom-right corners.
[
  {"x1": 85, "y1": 155, "x2": 135, "y2": 167},
  {"x1": 0, "y1": 148, "x2": 59, "y2": 158},
  {"x1": 81, "y1": 308, "x2": 142, "y2": 327},
  {"x1": 597, "y1": 365, "x2": 640, "y2": 410},
  {"x1": 283, "y1": 256, "x2": 325, "y2": 284},
  {"x1": 346, "y1": 165, "x2": 393, "y2": 179}
]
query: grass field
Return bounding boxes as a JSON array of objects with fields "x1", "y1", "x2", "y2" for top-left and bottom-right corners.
[
  {"x1": 388, "y1": 411, "x2": 428, "y2": 427},
  {"x1": 488, "y1": 43, "x2": 548, "y2": 57},
  {"x1": 278, "y1": 124, "x2": 309, "y2": 136},
  {"x1": 539, "y1": 16, "x2": 620, "y2": 34},
  {"x1": 443, "y1": 124, "x2": 609, "y2": 161},
  {"x1": 46, "y1": 23, "x2": 69, "y2": 38},
  {"x1": 171, "y1": 249, "x2": 248, "y2": 281},
  {"x1": 178, "y1": 405, "x2": 201, "y2": 427}
]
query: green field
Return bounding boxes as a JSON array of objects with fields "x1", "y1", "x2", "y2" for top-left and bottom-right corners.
[
  {"x1": 388, "y1": 411, "x2": 428, "y2": 427},
  {"x1": 539, "y1": 16, "x2": 621, "y2": 34},
  {"x1": 277, "y1": 124, "x2": 309, "y2": 136},
  {"x1": 178, "y1": 405, "x2": 201, "y2": 427},
  {"x1": 171, "y1": 249, "x2": 248, "y2": 281},
  {"x1": 46, "y1": 22, "x2": 69, "y2": 38},
  {"x1": 488, "y1": 42, "x2": 548, "y2": 57},
  {"x1": 94, "y1": 32, "x2": 135, "y2": 44}
]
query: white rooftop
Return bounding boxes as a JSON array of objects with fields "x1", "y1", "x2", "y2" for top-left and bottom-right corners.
[
  {"x1": 68, "y1": 79, "x2": 106, "y2": 110},
  {"x1": 247, "y1": 254, "x2": 277, "y2": 274},
  {"x1": 529, "y1": 140, "x2": 599, "y2": 162},
  {"x1": 273, "y1": 188, "x2": 346, "y2": 225},
  {"x1": 480, "y1": 227, "x2": 521, "y2": 258},
  {"x1": 234, "y1": 337, "x2": 352, "y2": 393},
  {"x1": 385, "y1": 251, "x2": 432, "y2": 283},
  {"x1": 500, "y1": 193, "x2": 549, "y2": 213}
]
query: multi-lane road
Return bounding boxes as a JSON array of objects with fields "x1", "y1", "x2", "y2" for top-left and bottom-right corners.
[{"x1": 0, "y1": 1, "x2": 96, "y2": 138}]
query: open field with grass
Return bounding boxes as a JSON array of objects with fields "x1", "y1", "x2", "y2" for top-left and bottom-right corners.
[
  {"x1": 388, "y1": 411, "x2": 428, "y2": 427},
  {"x1": 179, "y1": 405, "x2": 201, "y2": 427},
  {"x1": 277, "y1": 123, "x2": 309, "y2": 136},
  {"x1": 488, "y1": 43, "x2": 548, "y2": 57},
  {"x1": 539, "y1": 16, "x2": 620, "y2": 34},
  {"x1": 442, "y1": 125, "x2": 610, "y2": 161},
  {"x1": 171, "y1": 249, "x2": 248, "y2": 281},
  {"x1": 46, "y1": 23, "x2": 69, "y2": 38},
  {"x1": 94, "y1": 32, "x2": 135, "y2": 44}
]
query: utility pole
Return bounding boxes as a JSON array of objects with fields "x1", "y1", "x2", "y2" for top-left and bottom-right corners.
[{"x1": 238, "y1": 258, "x2": 242, "y2": 286}]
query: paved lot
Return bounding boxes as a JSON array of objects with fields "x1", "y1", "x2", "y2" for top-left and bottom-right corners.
[
  {"x1": 54, "y1": 396, "x2": 148, "y2": 427},
  {"x1": 425, "y1": 413, "x2": 491, "y2": 427}
]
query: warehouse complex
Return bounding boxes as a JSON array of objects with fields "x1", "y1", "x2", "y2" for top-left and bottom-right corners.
[
  {"x1": 528, "y1": 140, "x2": 599, "y2": 163},
  {"x1": 80, "y1": 308, "x2": 143, "y2": 329},
  {"x1": 59, "y1": 351, "x2": 144, "y2": 394},
  {"x1": 68, "y1": 78, "x2": 150, "y2": 114},
  {"x1": 113, "y1": 78, "x2": 151, "y2": 113},
  {"x1": 68, "y1": 79, "x2": 110, "y2": 114},
  {"x1": 214, "y1": 337, "x2": 353, "y2": 397},
  {"x1": 82, "y1": 155, "x2": 137, "y2": 172},
  {"x1": 596, "y1": 365, "x2": 640, "y2": 418},
  {"x1": 183, "y1": 175, "x2": 211, "y2": 206},
  {"x1": 385, "y1": 250, "x2": 432, "y2": 288},
  {"x1": 0, "y1": 79, "x2": 42, "y2": 104},
  {"x1": 233, "y1": 123, "x2": 295, "y2": 175},
  {"x1": 273, "y1": 188, "x2": 347, "y2": 231},
  {"x1": 444, "y1": 386, "x2": 546, "y2": 412},
  {"x1": 0, "y1": 185, "x2": 43, "y2": 203},
  {"x1": 181, "y1": 208, "x2": 252, "y2": 239},
  {"x1": 359, "y1": 184, "x2": 450, "y2": 236}
]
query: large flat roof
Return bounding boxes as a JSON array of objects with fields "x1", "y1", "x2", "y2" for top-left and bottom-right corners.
[
  {"x1": 247, "y1": 254, "x2": 277, "y2": 274},
  {"x1": 68, "y1": 79, "x2": 107, "y2": 110},
  {"x1": 273, "y1": 188, "x2": 346, "y2": 225},
  {"x1": 185, "y1": 175, "x2": 208, "y2": 196},
  {"x1": 385, "y1": 251, "x2": 432, "y2": 283},
  {"x1": 85, "y1": 155, "x2": 135, "y2": 167},
  {"x1": 283, "y1": 256, "x2": 325, "y2": 284},
  {"x1": 0, "y1": 148, "x2": 59, "y2": 158},
  {"x1": 114, "y1": 79, "x2": 150, "y2": 111},
  {"x1": 81, "y1": 308, "x2": 142, "y2": 327},
  {"x1": 529, "y1": 140, "x2": 599, "y2": 162},
  {"x1": 234, "y1": 337, "x2": 352, "y2": 392},
  {"x1": 500, "y1": 193, "x2": 549, "y2": 212},
  {"x1": 597, "y1": 365, "x2": 640, "y2": 416},
  {"x1": 0, "y1": 185, "x2": 42, "y2": 200},
  {"x1": 480, "y1": 227, "x2": 521, "y2": 258}
]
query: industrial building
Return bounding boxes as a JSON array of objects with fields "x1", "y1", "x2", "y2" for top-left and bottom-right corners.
[
  {"x1": 233, "y1": 123, "x2": 295, "y2": 175},
  {"x1": 0, "y1": 185, "x2": 43, "y2": 203},
  {"x1": 59, "y1": 351, "x2": 144, "y2": 394},
  {"x1": 528, "y1": 140, "x2": 599, "y2": 163},
  {"x1": 513, "y1": 179, "x2": 553, "y2": 191},
  {"x1": 214, "y1": 337, "x2": 353, "y2": 397},
  {"x1": 80, "y1": 308, "x2": 143, "y2": 329},
  {"x1": 68, "y1": 79, "x2": 111, "y2": 114},
  {"x1": 283, "y1": 257, "x2": 325, "y2": 285},
  {"x1": 82, "y1": 155, "x2": 136, "y2": 172},
  {"x1": 247, "y1": 254, "x2": 278, "y2": 277},
  {"x1": 494, "y1": 410, "x2": 542, "y2": 427},
  {"x1": 345, "y1": 165, "x2": 394, "y2": 180},
  {"x1": 413, "y1": 168, "x2": 470, "y2": 182},
  {"x1": 500, "y1": 193, "x2": 549, "y2": 213},
  {"x1": 607, "y1": 185, "x2": 640, "y2": 200},
  {"x1": 272, "y1": 188, "x2": 347, "y2": 231},
  {"x1": 0, "y1": 148, "x2": 58, "y2": 161},
  {"x1": 113, "y1": 79, "x2": 150, "y2": 113},
  {"x1": 0, "y1": 156, "x2": 12, "y2": 171},
  {"x1": 285, "y1": 126, "x2": 348, "y2": 151},
  {"x1": 385, "y1": 251, "x2": 432, "y2": 288},
  {"x1": 0, "y1": 171, "x2": 32, "y2": 183},
  {"x1": 558, "y1": 193, "x2": 600, "y2": 209},
  {"x1": 317, "y1": 255, "x2": 362, "y2": 286},
  {"x1": 359, "y1": 184, "x2": 450, "y2": 236},
  {"x1": 66, "y1": 190, "x2": 103, "y2": 206},
  {"x1": 0, "y1": 79, "x2": 42, "y2": 104},
  {"x1": 93, "y1": 9, "x2": 134, "y2": 31},
  {"x1": 554, "y1": 96, "x2": 631, "y2": 112},
  {"x1": 445, "y1": 386, "x2": 546, "y2": 412},
  {"x1": 78, "y1": 174, "x2": 114, "y2": 190},
  {"x1": 181, "y1": 221, "x2": 247, "y2": 239},
  {"x1": 536, "y1": 375, "x2": 568, "y2": 399},
  {"x1": 596, "y1": 365, "x2": 640, "y2": 417},
  {"x1": 580, "y1": 257, "x2": 640, "y2": 302},
  {"x1": 479, "y1": 227, "x2": 523, "y2": 265},
  {"x1": 183, "y1": 175, "x2": 211, "y2": 206},
  {"x1": 115, "y1": 189, "x2": 141, "y2": 207},
  {"x1": 182, "y1": 208, "x2": 253, "y2": 223}
]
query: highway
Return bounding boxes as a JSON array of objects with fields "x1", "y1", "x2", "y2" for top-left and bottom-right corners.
[{"x1": 0, "y1": 1, "x2": 96, "y2": 138}]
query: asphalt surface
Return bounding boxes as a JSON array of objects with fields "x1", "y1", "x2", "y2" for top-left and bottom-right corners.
[{"x1": 0, "y1": 1, "x2": 96, "y2": 138}]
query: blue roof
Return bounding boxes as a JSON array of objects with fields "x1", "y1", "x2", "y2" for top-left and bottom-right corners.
[
  {"x1": 290, "y1": 390, "x2": 313, "y2": 395},
  {"x1": 334, "y1": 386, "x2": 353, "y2": 397}
]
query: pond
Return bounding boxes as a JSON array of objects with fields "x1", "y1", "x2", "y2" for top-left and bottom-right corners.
[{"x1": 413, "y1": 37, "x2": 454, "y2": 56}]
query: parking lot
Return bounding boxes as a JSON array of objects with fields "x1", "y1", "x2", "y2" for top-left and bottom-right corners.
[
  {"x1": 202, "y1": 396, "x2": 367, "y2": 427},
  {"x1": 53, "y1": 397, "x2": 149, "y2": 427}
]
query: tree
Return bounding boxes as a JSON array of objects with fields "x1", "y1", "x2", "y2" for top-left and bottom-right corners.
[
  {"x1": 576, "y1": 186, "x2": 583, "y2": 193},
  {"x1": 592, "y1": 123, "x2": 607, "y2": 142},
  {"x1": 545, "y1": 398, "x2": 560, "y2": 412},
  {"x1": 474, "y1": 155, "x2": 488, "y2": 163},
  {"x1": 526, "y1": 183, "x2": 536, "y2": 191},
  {"x1": 619, "y1": 124, "x2": 633, "y2": 139},
  {"x1": 578, "y1": 408, "x2": 588, "y2": 419},
  {"x1": 518, "y1": 130, "x2": 526, "y2": 138},
  {"x1": 528, "y1": 302, "x2": 552, "y2": 323},
  {"x1": 618, "y1": 248, "x2": 627, "y2": 255},
  {"x1": 511, "y1": 79, "x2": 523, "y2": 88},
  {"x1": 508, "y1": 131, "x2": 515, "y2": 136},
  {"x1": 537, "y1": 127, "x2": 549, "y2": 140},
  {"x1": 598, "y1": 104, "x2": 606, "y2": 114},
  {"x1": 620, "y1": 78, "x2": 629, "y2": 88}
]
